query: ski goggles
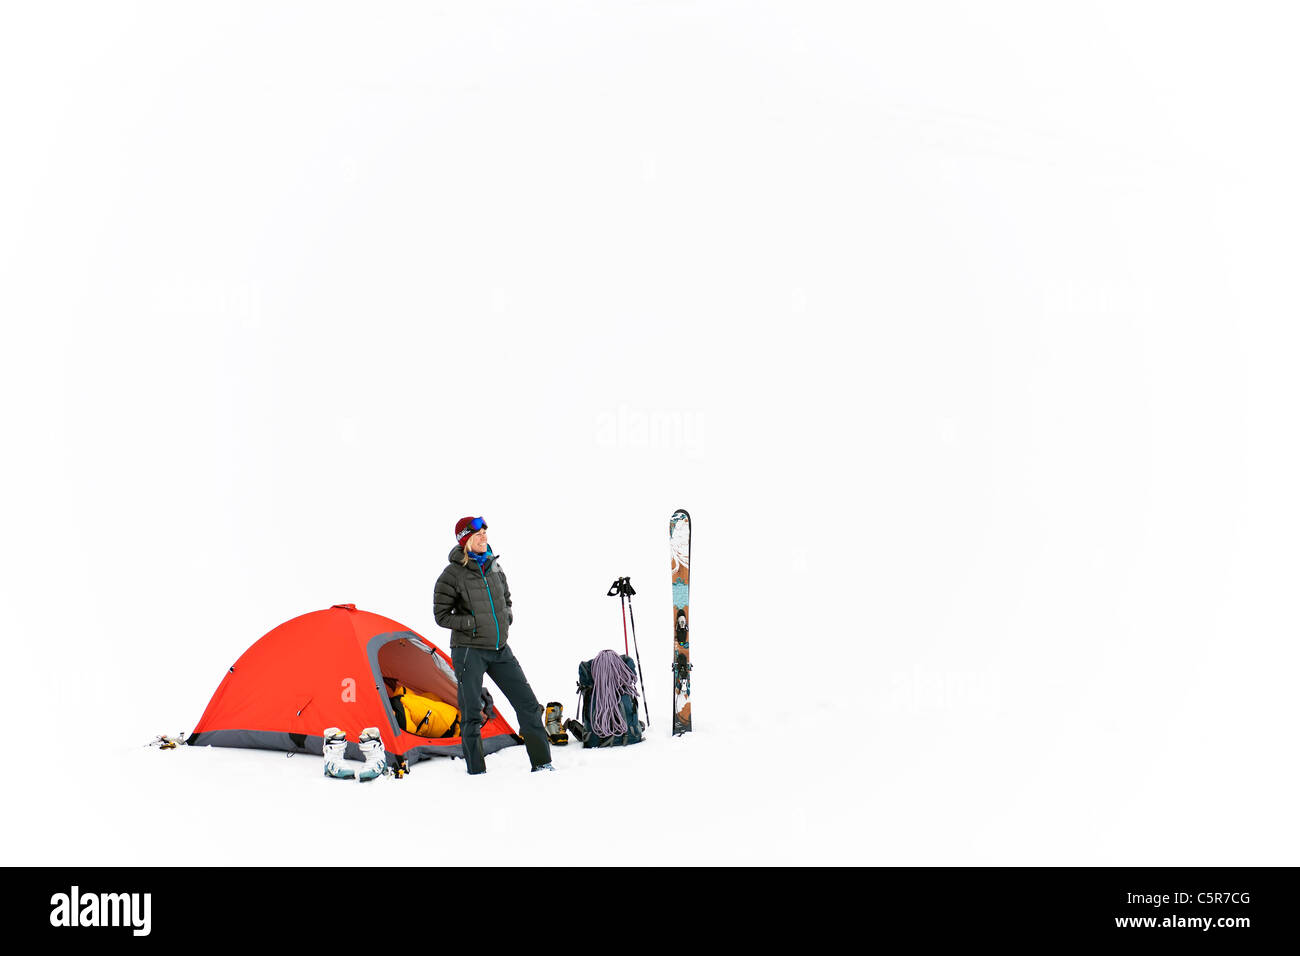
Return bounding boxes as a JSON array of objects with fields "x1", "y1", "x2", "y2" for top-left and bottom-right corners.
[{"x1": 457, "y1": 517, "x2": 488, "y2": 543}]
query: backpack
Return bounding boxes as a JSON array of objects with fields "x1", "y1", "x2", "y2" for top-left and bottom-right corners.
[{"x1": 574, "y1": 650, "x2": 644, "y2": 748}]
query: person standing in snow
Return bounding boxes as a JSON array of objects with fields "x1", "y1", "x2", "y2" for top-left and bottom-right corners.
[{"x1": 433, "y1": 516, "x2": 554, "y2": 774}]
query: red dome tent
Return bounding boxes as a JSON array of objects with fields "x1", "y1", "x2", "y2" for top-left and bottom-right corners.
[{"x1": 187, "y1": 604, "x2": 521, "y2": 765}]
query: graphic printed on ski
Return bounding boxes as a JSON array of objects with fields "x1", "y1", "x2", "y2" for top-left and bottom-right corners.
[{"x1": 670, "y1": 509, "x2": 691, "y2": 735}]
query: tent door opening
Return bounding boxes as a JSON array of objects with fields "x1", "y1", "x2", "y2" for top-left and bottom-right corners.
[{"x1": 376, "y1": 637, "x2": 463, "y2": 739}]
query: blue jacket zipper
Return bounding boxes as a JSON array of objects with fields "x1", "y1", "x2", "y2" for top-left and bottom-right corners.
[{"x1": 478, "y1": 564, "x2": 502, "y2": 649}]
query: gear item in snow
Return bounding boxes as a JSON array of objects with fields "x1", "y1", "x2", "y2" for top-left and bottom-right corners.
[
  {"x1": 670, "y1": 509, "x2": 692, "y2": 735},
  {"x1": 607, "y1": 576, "x2": 649, "y2": 727},
  {"x1": 544, "y1": 702, "x2": 568, "y2": 745},
  {"x1": 357, "y1": 727, "x2": 387, "y2": 782},
  {"x1": 531, "y1": 762, "x2": 556, "y2": 772},
  {"x1": 574, "y1": 650, "x2": 644, "y2": 748},
  {"x1": 322, "y1": 727, "x2": 356, "y2": 780}
]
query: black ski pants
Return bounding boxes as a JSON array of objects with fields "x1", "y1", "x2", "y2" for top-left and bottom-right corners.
[{"x1": 451, "y1": 644, "x2": 551, "y2": 773}]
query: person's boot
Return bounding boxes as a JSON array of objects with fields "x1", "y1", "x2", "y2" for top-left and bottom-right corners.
[
  {"x1": 323, "y1": 728, "x2": 355, "y2": 780},
  {"x1": 357, "y1": 727, "x2": 387, "y2": 782},
  {"x1": 544, "y1": 702, "x2": 568, "y2": 745}
]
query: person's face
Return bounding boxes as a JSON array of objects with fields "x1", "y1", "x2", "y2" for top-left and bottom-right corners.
[{"x1": 467, "y1": 527, "x2": 489, "y2": 553}]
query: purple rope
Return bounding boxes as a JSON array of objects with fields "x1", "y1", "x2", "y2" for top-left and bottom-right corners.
[{"x1": 590, "y1": 650, "x2": 638, "y2": 738}]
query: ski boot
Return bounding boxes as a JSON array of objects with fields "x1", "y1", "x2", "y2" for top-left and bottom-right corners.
[
  {"x1": 323, "y1": 728, "x2": 355, "y2": 780},
  {"x1": 544, "y1": 702, "x2": 568, "y2": 745},
  {"x1": 357, "y1": 727, "x2": 387, "y2": 782}
]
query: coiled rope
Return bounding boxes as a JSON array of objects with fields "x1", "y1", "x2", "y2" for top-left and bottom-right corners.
[{"x1": 590, "y1": 650, "x2": 639, "y2": 738}]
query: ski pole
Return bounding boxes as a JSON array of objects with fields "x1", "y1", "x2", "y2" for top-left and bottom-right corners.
[
  {"x1": 608, "y1": 576, "x2": 630, "y2": 654},
  {"x1": 620, "y1": 591, "x2": 629, "y2": 655},
  {"x1": 624, "y1": 582, "x2": 649, "y2": 728},
  {"x1": 607, "y1": 576, "x2": 650, "y2": 728}
]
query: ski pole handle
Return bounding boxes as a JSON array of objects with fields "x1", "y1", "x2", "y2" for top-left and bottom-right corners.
[{"x1": 605, "y1": 576, "x2": 636, "y2": 597}]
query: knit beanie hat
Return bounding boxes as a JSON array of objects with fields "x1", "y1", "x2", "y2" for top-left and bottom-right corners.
[{"x1": 455, "y1": 516, "x2": 487, "y2": 547}]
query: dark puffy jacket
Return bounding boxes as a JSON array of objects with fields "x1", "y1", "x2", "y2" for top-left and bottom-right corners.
[{"x1": 433, "y1": 546, "x2": 514, "y2": 650}]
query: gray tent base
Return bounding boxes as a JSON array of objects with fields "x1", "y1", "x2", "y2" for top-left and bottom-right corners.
[{"x1": 186, "y1": 728, "x2": 522, "y2": 766}]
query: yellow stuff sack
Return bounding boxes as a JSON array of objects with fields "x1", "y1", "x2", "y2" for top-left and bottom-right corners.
[{"x1": 389, "y1": 683, "x2": 461, "y2": 738}]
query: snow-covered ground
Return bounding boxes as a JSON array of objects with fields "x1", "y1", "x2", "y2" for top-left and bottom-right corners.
[{"x1": 3, "y1": 2, "x2": 1299, "y2": 867}]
